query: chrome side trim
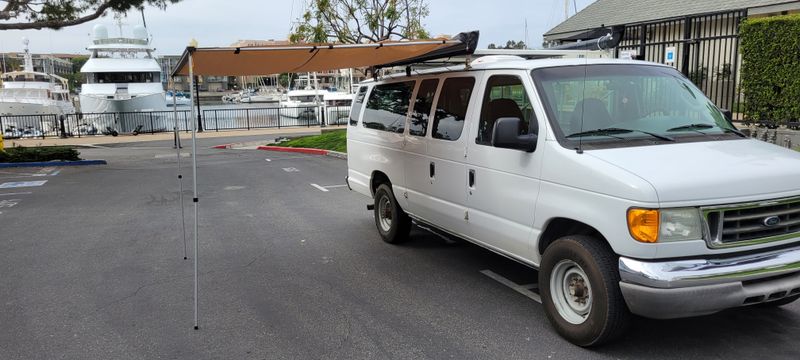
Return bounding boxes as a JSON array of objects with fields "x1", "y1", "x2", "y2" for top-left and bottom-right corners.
[{"x1": 619, "y1": 245, "x2": 800, "y2": 289}]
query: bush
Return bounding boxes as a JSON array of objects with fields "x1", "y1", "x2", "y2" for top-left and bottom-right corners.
[
  {"x1": 740, "y1": 14, "x2": 800, "y2": 123},
  {"x1": 274, "y1": 130, "x2": 347, "y2": 152},
  {"x1": 0, "y1": 146, "x2": 81, "y2": 163}
]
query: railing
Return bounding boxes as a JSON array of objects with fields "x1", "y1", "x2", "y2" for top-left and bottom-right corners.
[
  {"x1": 1, "y1": 105, "x2": 351, "y2": 139},
  {"x1": 201, "y1": 105, "x2": 351, "y2": 131}
]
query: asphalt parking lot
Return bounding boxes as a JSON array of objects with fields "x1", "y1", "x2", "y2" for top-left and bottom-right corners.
[{"x1": 1, "y1": 134, "x2": 799, "y2": 360}]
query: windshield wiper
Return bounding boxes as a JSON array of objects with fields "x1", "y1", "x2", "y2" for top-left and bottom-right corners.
[
  {"x1": 667, "y1": 123, "x2": 747, "y2": 138},
  {"x1": 667, "y1": 123, "x2": 714, "y2": 132},
  {"x1": 567, "y1": 127, "x2": 674, "y2": 141}
]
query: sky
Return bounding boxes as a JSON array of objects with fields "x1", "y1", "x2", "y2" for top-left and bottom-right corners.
[{"x1": 0, "y1": 0, "x2": 595, "y2": 56}]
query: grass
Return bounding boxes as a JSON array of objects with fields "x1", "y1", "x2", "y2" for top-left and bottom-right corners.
[
  {"x1": 0, "y1": 146, "x2": 81, "y2": 163},
  {"x1": 274, "y1": 129, "x2": 347, "y2": 153}
]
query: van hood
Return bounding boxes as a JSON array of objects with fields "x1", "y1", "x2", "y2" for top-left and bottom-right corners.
[{"x1": 587, "y1": 139, "x2": 800, "y2": 203}]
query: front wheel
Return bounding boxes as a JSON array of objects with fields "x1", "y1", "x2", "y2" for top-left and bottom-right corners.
[
  {"x1": 539, "y1": 235, "x2": 630, "y2": 347},
  {"x1": 373, "y1": 183, "x2": 411, "y2": 244}
]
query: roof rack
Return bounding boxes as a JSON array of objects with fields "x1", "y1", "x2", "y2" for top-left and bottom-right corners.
[{"x1": 395, "y1": 47, "x2": 612, "y2": 72}]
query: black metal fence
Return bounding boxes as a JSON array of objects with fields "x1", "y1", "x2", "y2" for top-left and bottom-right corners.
[
  {"x1": 2, "y1": 105, "x2": 350, "y2": 139},
  {"x1": 616, "y1": 10, "x2": 746, "y2": 117}
]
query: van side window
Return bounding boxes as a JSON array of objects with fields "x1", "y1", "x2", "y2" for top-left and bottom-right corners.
[
  {"x1": 363, "y1": 81, "x2": 415, "y2": 133},
  {"x1": 432, "y1": 77, "x2": 475, "y2": 141},
  {"x1": 349, "y1": 86, "x2": 369, "y2": 126},
  {"x1": 477, "y1": 75, "x2": 535, "y2": 145},
  {"x1": 409, "y1": 79, "x2": 439, "y2": 137}
]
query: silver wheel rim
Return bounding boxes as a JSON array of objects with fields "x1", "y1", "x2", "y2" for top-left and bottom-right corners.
[
  {"x1": 377, "y1": 195, "x2": 393, "y2": 232},
  {"x1": 550, "y1": 260, "x2": 592, "y2": 325}
]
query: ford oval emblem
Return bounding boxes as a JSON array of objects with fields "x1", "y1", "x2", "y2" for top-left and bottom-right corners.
[{"x1": 763, "y1": 216, "x2": 781, "y2": 227}]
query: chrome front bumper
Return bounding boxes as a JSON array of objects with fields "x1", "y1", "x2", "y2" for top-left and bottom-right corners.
[{"x1": 618, "y1": 246, "x2": 800, "y2": 319}]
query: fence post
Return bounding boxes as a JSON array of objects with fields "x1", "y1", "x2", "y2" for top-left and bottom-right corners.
[
  {"x1": 150, "y1": 112, "x2": 155, "y2": 134},
  {"x1": 278, "y1": 109, "x2": 281, "y2": 129},
  {"x1": 40, "y1": 115, "x2": 45, "y2": 139},
  {"x1": 214, "y1": 110, "x2": 219, "y2": 132},
  {"x1": 246, "y1": 109, "x2": 250, "y2": 130},
  {"x1": 59, "y1": 115, "x2": 67, "y2": 138}
]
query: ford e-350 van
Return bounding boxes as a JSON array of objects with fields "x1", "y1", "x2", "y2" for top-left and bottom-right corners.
[{"x1": 345, "y1": 56, "x2": 800, "y2": 346}]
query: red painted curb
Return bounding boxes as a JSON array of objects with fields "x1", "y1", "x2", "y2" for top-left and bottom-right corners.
[
  {"x1": 256, "y1": 146, "x2": 329, "y2": 155},
  {"x1": 212, "y1": 144, "x2": 232, "y2": 149}
]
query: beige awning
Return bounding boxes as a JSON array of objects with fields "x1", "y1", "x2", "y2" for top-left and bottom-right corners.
[{"x1": 171, "y1": 31, "x2": 478, "y2": 77}]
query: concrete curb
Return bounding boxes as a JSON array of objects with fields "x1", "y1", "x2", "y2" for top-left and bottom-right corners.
[
  {"x1": 256, "y1": 146, "x2": 329, "y2": 155},
  {"x1": 0, "y1": 159, "x2": 107, "y2": 168},
  {"x1": 255, "y1": 145, "x2": 348, "y2": 159}
]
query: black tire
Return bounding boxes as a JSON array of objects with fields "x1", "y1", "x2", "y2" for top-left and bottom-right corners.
[
  {"x1": 373, "y1": 183, "x2": 411, "y2": 244},
  {"x1": 539, "y1": 235, "x2": 630, "y2": 347},
  {"x1": 756, "y1": 294, "x2": 800, "y2": 308}
]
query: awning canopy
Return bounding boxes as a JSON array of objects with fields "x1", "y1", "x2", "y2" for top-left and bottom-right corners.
[{"x1": 171, "y1": 31, "x2": 479, "y2": 77}]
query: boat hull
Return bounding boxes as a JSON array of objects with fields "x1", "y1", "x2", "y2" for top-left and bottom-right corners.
[
  {"x1": 0, "y1": 101, "x2": 74, "y2": 116},
  {"x1": 79, "y1": 92, "x2": 167, "y2": 113}
]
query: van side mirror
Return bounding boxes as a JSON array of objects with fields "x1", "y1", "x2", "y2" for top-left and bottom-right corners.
[{"x1": 492, "y1": 117, "x2": 537, "y2": 152}]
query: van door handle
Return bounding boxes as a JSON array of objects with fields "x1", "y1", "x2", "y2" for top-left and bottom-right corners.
[
  {"x1": 468, "y1": 169, "x2": 475, "y2": 188},
  {"x1": 429, "y1": 162, "x2": 435, "y2": 178}
]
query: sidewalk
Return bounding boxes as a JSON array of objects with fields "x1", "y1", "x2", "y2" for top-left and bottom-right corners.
[{"x1": 4, "y1": 127, "x2": 324, "y2": 147}]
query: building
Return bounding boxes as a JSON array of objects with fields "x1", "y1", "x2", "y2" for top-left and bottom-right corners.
[
  {"x1": 543, "y1": 0, "x2": 800, "y2": 113},
  {"x1": 1, "y1": 52, "x2": 75, "y2": 77}
]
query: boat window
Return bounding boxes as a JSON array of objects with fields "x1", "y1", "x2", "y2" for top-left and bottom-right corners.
[
  {"x1": 349, "y1": 86, "x2": 368, "y2": 126},
  {"x1": 93, "y1": 72, "x2": 160, "y2": 83},
  {"x1": 476, "y1": 75, "x2": 536, "y2": 146},
  {"x1": 409, "y1": 79, "x2": 439, "y2": 137},
  {"x1": 363, "y1": 81, "x2": 415, "y2": 133},
  {"x1": 432, "y1": 77, "x2": 475, "y2": 141}
]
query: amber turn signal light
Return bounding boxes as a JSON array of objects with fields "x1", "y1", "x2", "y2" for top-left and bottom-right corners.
[{"x1": 627, "y1": 208, "x2": 660, "y2": 243}]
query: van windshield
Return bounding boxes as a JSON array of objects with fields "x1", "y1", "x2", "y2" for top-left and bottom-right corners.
[{"x1": 532, "y1": 64, "x2": 741, "y2": 149}]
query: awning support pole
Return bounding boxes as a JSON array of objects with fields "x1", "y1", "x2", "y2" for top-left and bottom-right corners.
[
  {"x1": 172, "y1": 81, "x2": 188, "y2": 261},
  {"x1": 189, "y1": 52, "x2": 200, "y2": 331}
]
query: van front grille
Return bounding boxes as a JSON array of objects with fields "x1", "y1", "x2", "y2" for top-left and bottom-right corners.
[{"x1": 704, "y1": 197, "x2": 800, "y2": 248}]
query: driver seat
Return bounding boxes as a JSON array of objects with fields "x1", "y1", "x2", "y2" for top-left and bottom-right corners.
[{"x1": 570, "y1": 99, "x2": 612, "y2": 134}]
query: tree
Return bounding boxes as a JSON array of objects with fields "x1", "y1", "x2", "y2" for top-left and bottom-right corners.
[
  {"x1": 0, "y1": 0, "x2": 181, "y2": 30},
  {"x1": 290, "y1": 0, "x2": 430, "y2": 44},
  {"x1": 487, "y1": 40, "x2": 527, "y2": 50},
  {"x1": 65, "y1": 56, "x2": 89, "y2": 91}
]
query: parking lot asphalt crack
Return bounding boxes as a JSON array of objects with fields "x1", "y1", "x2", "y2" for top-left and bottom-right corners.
[{"x1": 92, "y1": 274, "x2": 193, "y2": 315}]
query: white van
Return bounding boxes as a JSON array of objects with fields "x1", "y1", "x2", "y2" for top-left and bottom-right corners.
[{"x1": 345, "y1": 57, "x2": 800, "y2": 346}]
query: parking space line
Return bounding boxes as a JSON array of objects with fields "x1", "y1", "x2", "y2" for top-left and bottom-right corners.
[
  {"x1": 310, "y1": 183, "x2": 329, "y2": 192},
  {"x1": 0, "y1": 180, "x2": 48, "y2": 189},
  {"x1": 480, "y1": 269, "x2": 541, "y2": 303},
  {"x1": 0, "y1": 192, "x2": 32, "y2": 197},
  {"x1": 322, "y1": 184, "x2": 348, "y2": 189}
]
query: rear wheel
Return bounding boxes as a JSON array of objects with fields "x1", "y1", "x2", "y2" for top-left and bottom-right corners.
[
  {"x1": 373, "y1": 183, "x2": 411, "y2": 244},
  {"x1": 539, "y1": 235, "x2": 630, "y2": 347}
]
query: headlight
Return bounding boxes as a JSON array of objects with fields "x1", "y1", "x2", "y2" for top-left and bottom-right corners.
[
  {"x1": 627, "y1": 208, "x2": 703, "y2": 243},
  {"x1": 660, "y1": 208, "x2": 703, "y2": 242}
]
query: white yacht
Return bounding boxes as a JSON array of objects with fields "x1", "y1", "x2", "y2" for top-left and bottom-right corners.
[
  {"x1": 79, "y1": 24, "x2": 166, "y2": 113},
  {"x1": 0, "y1": 38, "x2": 75, "y2": 117},
  {"x1": 279, "y1": 89, "x2": 322, "y2": 119},
  {"x1": 322, "y1": 92, "x2": 353, "y2": 124}
]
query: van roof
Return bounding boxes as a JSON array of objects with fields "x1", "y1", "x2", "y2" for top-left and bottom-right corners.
[{"x1": 360, "y1": 58, "x2": 671, "y2": 84}]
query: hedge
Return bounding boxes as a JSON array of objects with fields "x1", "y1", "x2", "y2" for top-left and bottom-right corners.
[
  {"x1": 740, "y1": 14, "x2": 800, "y2": 123},
  {"x1": 0, "y1": 146, "x2": 81, "y2": 163}
]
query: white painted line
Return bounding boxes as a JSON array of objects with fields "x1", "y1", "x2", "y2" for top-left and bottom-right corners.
[
  {"x1": 154, "y1": 153, "x2": 191, "y2": 159},
  {"x1": 282, "y1": 167, "x2": 300, "y2": 173},
  {"x1": 50, "y1": 170, "x2": 61, "y2": 176},
  {"x1": 0, "y1": 199, "x2": 21, "y2": 209},
  {"x1": 310, "y1": 183, "x2": 329, "y2": 192},
  {"x1": 265, "y1": 159, "x2": 272, "y2": 162},
  {"x1": 0, "y1": 192, "x2": 32, "y2": 197},
  {"x1": 0, "y1": 181, "x2": 47, "y2": 189},
  {"x1": 322, "y1": 184, "x2": 348, "y2": 189},
  {"x1": 480, "y1": 269, "x2": 542, "y2": 303}
]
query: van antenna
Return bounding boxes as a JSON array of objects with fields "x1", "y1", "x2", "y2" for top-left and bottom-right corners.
[{"x1": 465, "y1": 54, "x2": 472, "y2": 70}]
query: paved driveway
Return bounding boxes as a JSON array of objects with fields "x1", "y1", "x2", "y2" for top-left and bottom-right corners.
[{"x1": 0, "y1": 136, "x2": 798, "y2": 359}]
